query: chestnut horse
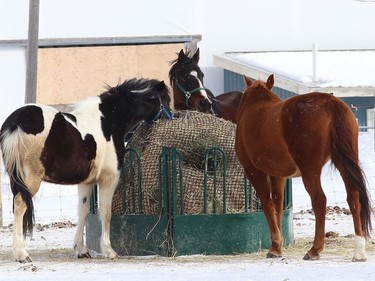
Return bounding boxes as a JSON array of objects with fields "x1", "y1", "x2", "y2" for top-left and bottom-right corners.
[
  {"x1": 236, "y1": 74, "x2": 372, "y2": 261},
  {"x1": 169, "y1": 48, "x2": 242, "y2": 123}
]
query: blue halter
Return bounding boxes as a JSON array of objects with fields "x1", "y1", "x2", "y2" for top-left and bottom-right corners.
[
  {"x1": 125, "y1": 94, "x2": 173, "y2": 142},
  {"x1": 146, "y1": 94, "x2": 174, "y2": 123}
]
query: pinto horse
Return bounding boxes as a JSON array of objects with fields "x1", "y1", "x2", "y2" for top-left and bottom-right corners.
[
  {"x1": 0, "y1": 78, "x2": 173, "y2": 262},
  {"x1": 236, "y1": 74, "x2": 372, "y2": 261},
  {"x1": 169, "y1": 48, "x2": 242, "y2": 123}
]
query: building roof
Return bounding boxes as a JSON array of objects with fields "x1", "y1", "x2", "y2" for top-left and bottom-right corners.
[{"x1": 213, "y1": 50, "x2": 375, "y2": 97}]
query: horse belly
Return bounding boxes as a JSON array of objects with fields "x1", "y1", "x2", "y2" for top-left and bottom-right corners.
[
  {"x1": 248, "y1": 147, "x2": 301, "y2": 178},
  {"x1": 41, "y1": 112, "x2": 98, "y2": 185}
]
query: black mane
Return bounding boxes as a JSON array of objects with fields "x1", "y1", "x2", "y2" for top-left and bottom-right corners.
[{"x1": 104, "y1": 78, "x2": 164, "y2": 97}]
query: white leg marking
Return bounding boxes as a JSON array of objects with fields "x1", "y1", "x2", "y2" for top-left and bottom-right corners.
[
  {"x1": 13, "y1": 194, "x2": 31, "y2": 262},
  {"x1": 73, "y1": 184, "x2": 93, "y2": 258},
  {"x1": 352, "y1": 235, "x2": 367, "y2": 262},
  {"x1": 99, "y1": 179, "x2": 119, "y2": 259}
]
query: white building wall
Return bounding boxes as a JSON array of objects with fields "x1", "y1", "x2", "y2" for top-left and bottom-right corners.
[
  {"x1": 1, "y1": 0, "x2": 375, "y2": 115},
  {"x1": 0, "y1": 47, "x2": 26, "y2": 123},
  {"x1": 199, "y1": 0, "x2": 375, "y2": 93}
]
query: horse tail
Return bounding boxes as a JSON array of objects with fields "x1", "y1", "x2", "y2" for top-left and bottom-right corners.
[
  {"x1": 0, "y1": 127, "x2": 35, "y2": 236},
  {"x1": 329, "y1": 98, "x2": 372, "y2": 238}
]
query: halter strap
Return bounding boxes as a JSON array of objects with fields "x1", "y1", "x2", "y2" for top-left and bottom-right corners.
[
  {"x1": 174, "y1": 79, "x2": 206, "y2": 107},
  {"x1": 125, "y1": 94, "x2": 174, "y2": 141},
  {"x1": 146, "y1": 94, "x2": 174, "y2": 124}
]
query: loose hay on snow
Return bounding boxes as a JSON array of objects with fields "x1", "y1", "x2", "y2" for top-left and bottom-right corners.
[{"x1": 112, "y1": 110, "x2": 258, "y2": 215}]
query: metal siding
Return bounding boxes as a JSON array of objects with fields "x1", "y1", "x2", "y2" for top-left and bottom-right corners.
[
  {"x1": 224, "y1": 70, "x2": 245, "y2": 92},
  {"x1": 341, "y1": 97, "x2": 375, "y2": 129},
  {"x1": 224, "y1": 70, "x2": 296, "y2": 99},
  {"x1": 223, "y1": 70, "x2": 375, "y2": 127}
]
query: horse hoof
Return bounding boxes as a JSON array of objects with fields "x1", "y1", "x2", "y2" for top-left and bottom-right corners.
[
  {"x1": 103, "y1": 252, "x2": 119, "y2": 259},
  {"x1": 352, "y1": 256, "x2": 367, "y2": 262},
  {"x1": 303, "y1": 253, "x2": 320, "y2": 261},
  {"x1": 77, "y1": 252, "x2": 91, "y2": 259},
  {"x1": 266, "y1": 252, "x2": 282, "y2": 259},
  {"x1": 18, "y1": 256, "x2": 32, "y2": 263}
]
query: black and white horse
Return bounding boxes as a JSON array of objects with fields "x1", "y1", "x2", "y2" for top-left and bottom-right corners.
[{"x1": 0, "y1": 78, "x2": 173, "y2": 262}]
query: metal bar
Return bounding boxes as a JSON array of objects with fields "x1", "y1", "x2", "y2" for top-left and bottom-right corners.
[
  {"x1": 244, "y1": 176, "x2": 249, "y2": 212},
  {"x1": 212, "y1": 150, "x2": 217, "y2": 214},
  {"x1": 203, "y1": 153, "x2": 209, "y2": 214},
  {"x1": 121, "y1": 155, "x2": 127, "y2": 213},
  {"x1": 25, "y1": 0, "x2": 40, "y2": 104},
  {"x1": 0, "y1": 163, "x2": 2, "y2": 227},
  {"x1": 130, "y1": 152, "x2": 136, "y2": 212},
  {"x1": 0, "y1": 35, "x2": 202, "y2": 48},
  {"x1": 176, "y1": 150, "x2": 185, "y2": 215},
  {"x1": 204, "y1": 147, "x2": 227, "y2": 214},
  {"x1": 222, "y1": 150, "x2": 227, "y2": 214},
  {"x1": 171, "y1": 148, "x2": 178, "y2": 216},
  {"x1": 159, "y1": 147, "x2": 169, "y2": 215},
  {"x1": 136, "y1": 152, "x2": 143, "y2": 213},
  {"x1": 89, "y1": 184, "x2": 98, "y2": 215}
]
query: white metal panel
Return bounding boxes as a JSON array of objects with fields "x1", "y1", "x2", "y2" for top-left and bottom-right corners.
[
  {"x1": 0, "y1": 0, "x2": 29, "y2": 40},
  {"x1": 0, "y1": 47, "x2": 26, "y2": 123},
  {"x1": 38, "y1": 0, "x2": 202, "y2": 39}
]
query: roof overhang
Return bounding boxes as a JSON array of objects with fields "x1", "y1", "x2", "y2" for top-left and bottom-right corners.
[{"x1": 214, "y1": 50, "x2": 375, "y2": 97}]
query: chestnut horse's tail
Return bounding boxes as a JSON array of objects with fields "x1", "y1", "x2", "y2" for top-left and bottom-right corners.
[{"x1": 330, "y1": 99, "x2": 372, "y2": 238}]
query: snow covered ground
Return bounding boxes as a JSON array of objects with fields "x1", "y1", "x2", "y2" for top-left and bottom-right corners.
[
  {"x1": 1, "y1": 132, "x2": 375, "y2": 280},
  {"x1": 1, "y1": 212, "x2": 375, "y2": 281}
]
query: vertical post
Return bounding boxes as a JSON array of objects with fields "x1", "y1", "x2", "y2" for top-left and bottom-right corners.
[
  {"x1": 312, "y1": 43, "x2": 319, "y2": 83},
  {"x1": 0, "y1": 159, "x2": 2, "y2": 227},
  {"x1": 25, "y1": 0, "x2": 40, "y2": 104}
]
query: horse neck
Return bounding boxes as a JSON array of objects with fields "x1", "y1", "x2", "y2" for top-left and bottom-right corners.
[{"x1": 247, "y1": 86, "x2": 280, "y2": 103}]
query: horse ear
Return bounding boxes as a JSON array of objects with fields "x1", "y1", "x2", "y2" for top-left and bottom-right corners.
[
  {"x1": 192, "y1": 48, "x2": 200, "y2": 63},
  {"x1": 243, "y1": 75, "x2": 252, "y2": 87},
  {"x1": 178, "y1": 49, "x2": 185, "y2": 62},
  {"x1": 154, "y1": 81, "x2": 166, "y2": 92},
  {"x1": 266, "y1": 74, "x2": 274, "y2": 90}
]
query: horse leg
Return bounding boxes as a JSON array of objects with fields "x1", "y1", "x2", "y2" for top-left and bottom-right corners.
[
  {"x1": 13, "y1": 193, "x2": 31, "y2": 263},
  {"x1": 337, "y1": 168, "x2": 367, "y2": 261},
  {"x1": 300, "y1": 172, "x2": 327, "y2": 260},
  {"x1": 247, "y1": 170, "x2": 283, "y2": 257},
  {"x1": 98, "y1": 177, "x2": 119, "y2": 259},
  {"x1": 73, "y1": 183, "x2": 93, "y2": 258},
  {"x1": 270, "y1": 176, "x2": 286, "y2": 241},
  {"x1": 13, "y1": 169, "x2": 41, "y2": 263}
]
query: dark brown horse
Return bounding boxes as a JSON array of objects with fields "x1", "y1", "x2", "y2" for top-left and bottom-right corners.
[
  {"x1": 169, "y1": 48, "x2": 242, "y2": 123},
  {"x1": 235, "y1": 74, "x2": 372, "y2": 261}
]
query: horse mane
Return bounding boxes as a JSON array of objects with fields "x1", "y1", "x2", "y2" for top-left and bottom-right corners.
[{"x1": 105, "y1": 78, "x2": 162, "y2": 96}]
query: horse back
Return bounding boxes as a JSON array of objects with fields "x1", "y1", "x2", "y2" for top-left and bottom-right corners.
[
  {"x1": 1, "y1": 104, "x2": 102, "y2": 185},
  {"x1": 236, "y1": 92, "x2": 354, "y2": 177},
  {"x1": 212, "y1": 91, "x2": 243, "y2": 123}
]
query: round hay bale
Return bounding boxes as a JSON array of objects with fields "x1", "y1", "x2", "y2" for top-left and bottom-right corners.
[{"x1": 111, "y1": 110, "x2": 257, "y2": 215}]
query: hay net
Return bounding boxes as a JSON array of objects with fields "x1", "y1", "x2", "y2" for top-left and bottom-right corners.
[{"x1": 112, "y1": 110, "x2": 258, "y2": 215}]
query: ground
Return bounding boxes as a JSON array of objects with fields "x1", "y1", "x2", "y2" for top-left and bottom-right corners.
[{"x1": 1, "y1": 208, "x2": 375, "y2": 281}]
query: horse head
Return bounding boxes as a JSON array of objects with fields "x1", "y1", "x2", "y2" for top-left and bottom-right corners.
[
  {"x1": 169, "y1": 48, "x2": 212, "y2": 112},
  {"x1": 244, "y1": 74, "x2": 274, "y2": 90},
  {"x1": 143, "y1": 80, "x2": 174, "y2": 123}
]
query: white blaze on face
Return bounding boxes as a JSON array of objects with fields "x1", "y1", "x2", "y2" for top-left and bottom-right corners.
[{"x1": 190, "y1": 70, "x2": 211, "y2": 103}]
